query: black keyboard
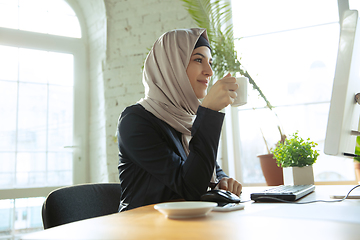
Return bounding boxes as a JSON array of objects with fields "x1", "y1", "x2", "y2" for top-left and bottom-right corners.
[{"x1": 250, "y1": 184, "x2": 315, "y2": 202}]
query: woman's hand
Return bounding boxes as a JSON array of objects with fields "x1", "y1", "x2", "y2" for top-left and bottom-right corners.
[
  {"x1": 201, "y1": 73, "x2": 238, "y2": 111},
  {"x1": 218, "y1": 177, "x2": 242, "y2": 196}
]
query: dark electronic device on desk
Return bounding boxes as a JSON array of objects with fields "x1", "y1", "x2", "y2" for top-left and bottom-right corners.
[
  {"x1": 250, "y1": 185, "x2": 315, "y2": 202},
  {"x1": 201, "y1": 189, "x2": 245, "y2": 211}
]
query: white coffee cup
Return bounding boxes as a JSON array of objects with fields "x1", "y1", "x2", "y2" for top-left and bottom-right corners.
[{"x1": 231, "y1": 76, "x2": 248, "y2": 107}]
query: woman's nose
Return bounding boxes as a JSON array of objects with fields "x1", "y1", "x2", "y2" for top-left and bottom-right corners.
[{"x1": 203, "y1": 63, "x2": 213, "y2": 77}]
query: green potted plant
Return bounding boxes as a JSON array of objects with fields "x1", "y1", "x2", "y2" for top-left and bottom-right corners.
[
  {"x1": 353, "y1": 136, "x2": 360, "y2": 183},
  {"x1": 182, "y1": 0, "x2": 286, "y2": 185},
  {"x1": 272, "y1": 132, "x2": 319, "y2": 185}
]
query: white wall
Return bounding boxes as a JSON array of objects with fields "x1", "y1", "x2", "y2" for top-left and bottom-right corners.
[{"x1": 75, "y1": 0, "x2": 195, "y2": 183}]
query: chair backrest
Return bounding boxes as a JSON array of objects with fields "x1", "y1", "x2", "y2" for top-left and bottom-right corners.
[{"x1": 42, "y1": 183, "x2": 122, "y2": 229}]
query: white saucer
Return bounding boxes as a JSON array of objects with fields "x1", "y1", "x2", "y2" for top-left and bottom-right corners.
[{"x1": 154, "y1": 201, "x2": 217, "y2": 219}]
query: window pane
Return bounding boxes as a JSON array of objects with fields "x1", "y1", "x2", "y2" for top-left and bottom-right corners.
[
  {"x1": 0, "y1": 0, "x2": 81, "y2": 38},
  {"x1": 0, "y1": 46, "x2": 18, "y2": 81},
  {"x1": 232, "y1": 0, "x2": 338, "y2": 37},
  {"x1": 0, "y1": 81, "x2": 17, "y2": 151},
  {"x1": 231, "y1": 0, "x2": 357, "y2": 184},
  {"x1": 349, "y1": 0, "x2": 360, "y2": 10},
  {"x1": 18, "y1": 0, "x2": 48, "y2": 10},
  {"x1": 14, "y1": 197, "x2": 44, "y2": 235},
  {"x1": 235, "y1": 23, "x2": 339, "y2": 109},
  {"x1": 19, "y1": 48, "x2": 49, "y2": 84},
  {"x1": 48, "y1": 0, "x2": 77, "y2": 16},
  {"x1": 237, "y1": 108, "x2": 276, "y2": 183},
  {"x1": 0, "y1": 197, "x2": 44, "y2": 239},
  {"x1": 0, "y1": 1, "x2": 81, "y2": 237},
  {"x1": 0, "y1": 1, "x2": 18, "y2": 29},
  {"x1": 0, "y1": 46, "x2": 74, "y2": 189},
  {"x1": 48, "y1": 52, "x2": 74, "y2": 86},
  {"x1": 17, "y1": 83, "x2": 47, "y2": 151},
  {"x1": 19, "y1": 7, "x2": 48, "y2": 34},
  {"x1": 47, "y1": 152, "x2": 72, "y2": 186},
  {"x1": 48, "y1": 14, "x2": 81, "y2": 38},
  {"x1": 16, "y1": 153, "x2": 46, "y2": 187},
  {"x1": 0, "y1": 199, "x2": 14, "y2": 237},
  {"x1": 48, "y1": 85, "x2": 73, "y2": 151},
  {"x1": 0, "y1": 153, "x2": 16, "y2": 188}
]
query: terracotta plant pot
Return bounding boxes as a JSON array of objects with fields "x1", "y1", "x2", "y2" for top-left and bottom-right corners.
[
  {"x1": 258, "y1": 153, "x2": 284, "y2": 186},
  {"x1": 355, "y1": 161, "x2": 360, "y2": 183}
]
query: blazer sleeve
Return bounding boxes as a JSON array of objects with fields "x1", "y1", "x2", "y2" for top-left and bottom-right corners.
[
  {"x1": 118, "y1": 105, "x2": 225, "y2": 200},
  {"x1": 216, "y1": 162, "x2": 228, "y2": 180}
]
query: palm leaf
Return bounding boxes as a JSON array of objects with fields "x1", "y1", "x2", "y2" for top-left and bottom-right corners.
[{"x1": 181, "y1": 0, "x2": 273, "y2": 110}]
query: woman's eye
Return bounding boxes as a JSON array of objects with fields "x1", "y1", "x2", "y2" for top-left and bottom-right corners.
[{"x1": 195, "y1": 58, "x2": 202, "y2": 63}]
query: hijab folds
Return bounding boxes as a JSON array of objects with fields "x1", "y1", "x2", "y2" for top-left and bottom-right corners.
[{"x1": 138, "y1": 28, "x2": 210, "y2": 156}]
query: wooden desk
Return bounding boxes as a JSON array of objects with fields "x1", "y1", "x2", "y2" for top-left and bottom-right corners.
[{"x1": 22, "y1": 185, "x2": 360, "y2": 240}]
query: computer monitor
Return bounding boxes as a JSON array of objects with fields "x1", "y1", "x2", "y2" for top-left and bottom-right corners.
[{"x1": 324, "y1": 7, "x2": 360, "y2": 157}]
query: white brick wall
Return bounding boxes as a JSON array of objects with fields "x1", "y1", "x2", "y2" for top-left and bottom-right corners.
[{"x1": 76, "y1": 0, "x2": 196, "y2": 183}]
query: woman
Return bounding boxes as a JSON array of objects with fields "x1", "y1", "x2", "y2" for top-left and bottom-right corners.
[{"x1": 117, "y1": 28, "x2": 242, "y2": 212}]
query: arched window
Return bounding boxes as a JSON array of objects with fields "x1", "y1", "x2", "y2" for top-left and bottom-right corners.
[
  {"x1": 0, "y1": 0, "x2": 87, "y2": 237},
  {"x1": 0, "y1": 0, "x2": 81, "y2": 38}
]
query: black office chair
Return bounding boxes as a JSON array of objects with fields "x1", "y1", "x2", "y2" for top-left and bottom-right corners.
[{"x1": 42, "y1": 183, "x2": 122, "y2": 229}]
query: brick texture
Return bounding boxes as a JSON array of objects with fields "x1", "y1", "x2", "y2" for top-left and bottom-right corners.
[{"x1": 76, "y1": 0, "x2": 195, "y2": 182}]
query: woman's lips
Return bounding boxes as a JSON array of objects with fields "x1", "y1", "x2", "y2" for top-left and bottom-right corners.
[{"x1": 198, "y1": 79, "x2": 209, "y2": 86}]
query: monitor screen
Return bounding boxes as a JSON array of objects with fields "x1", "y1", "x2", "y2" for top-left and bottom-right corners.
[{"x1": 324, "y1": 9, "x2": 360, "y2": 157}]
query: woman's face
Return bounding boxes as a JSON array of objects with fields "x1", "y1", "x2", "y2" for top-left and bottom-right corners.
[{"x1": 186, "y1": 46, "x2": 213, "y2": 99}]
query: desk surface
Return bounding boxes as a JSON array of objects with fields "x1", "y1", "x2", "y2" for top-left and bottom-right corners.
[{"x1": 22, "y1": 185, "x2": 360, "y2": 240}]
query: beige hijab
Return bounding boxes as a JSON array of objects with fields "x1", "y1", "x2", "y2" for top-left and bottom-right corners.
[{"x1": 138, "y1": 28, "x2": 209, "y2": 156}]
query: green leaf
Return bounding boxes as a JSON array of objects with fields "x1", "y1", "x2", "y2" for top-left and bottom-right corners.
[
  {"x1": 271, "y1": 132, "x2": 319, "y2": 167},
  {"x1": 354, "y1": 136, "x2": 360, "y2": 162},
  {"x1": 181, "y1": 0, "x2": 273, "y2": 110}
]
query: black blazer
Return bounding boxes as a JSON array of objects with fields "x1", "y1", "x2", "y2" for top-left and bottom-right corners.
[{"x1": 117, "y1": 104, "x2": 228, "y2": 212}]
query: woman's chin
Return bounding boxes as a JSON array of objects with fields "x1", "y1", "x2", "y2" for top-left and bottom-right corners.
[
  {"x1": 194, "y1": 88, "x2": 208, "y2": 99},
  {"x1": 196, "y1": 92, "x2": 207, "y2": 99}
]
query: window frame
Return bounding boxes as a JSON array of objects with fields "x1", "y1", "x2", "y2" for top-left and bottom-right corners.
[{"x1": 0, "y1": 26, "x2": 89, "y2": 199}]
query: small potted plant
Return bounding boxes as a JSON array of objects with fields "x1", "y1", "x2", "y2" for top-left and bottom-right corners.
[
  {"x1": 353, "y1": 136, "x2": 360, "y2": 183},
  {"x1": 271, "y1": 132, "x2": 319, "y2": 185}
]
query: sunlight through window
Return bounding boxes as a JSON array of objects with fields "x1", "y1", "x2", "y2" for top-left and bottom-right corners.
[
  {"x1": 0, "y1": 1, "x2": 82, "y2": 238},
  {"x1": 231, "y1": 0, "x2": 358, "y2": 183},
  {"x1": 0, "y1": 0, "x2": 81, "y2": 38}
]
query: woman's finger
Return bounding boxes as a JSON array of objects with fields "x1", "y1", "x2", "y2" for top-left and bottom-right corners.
[
  {"x1": 229, "y1": 91, "x2": 237, "y2": 99},
  {"x1": 219, "y1": 178, "x2": 228, "y2": 190}
]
